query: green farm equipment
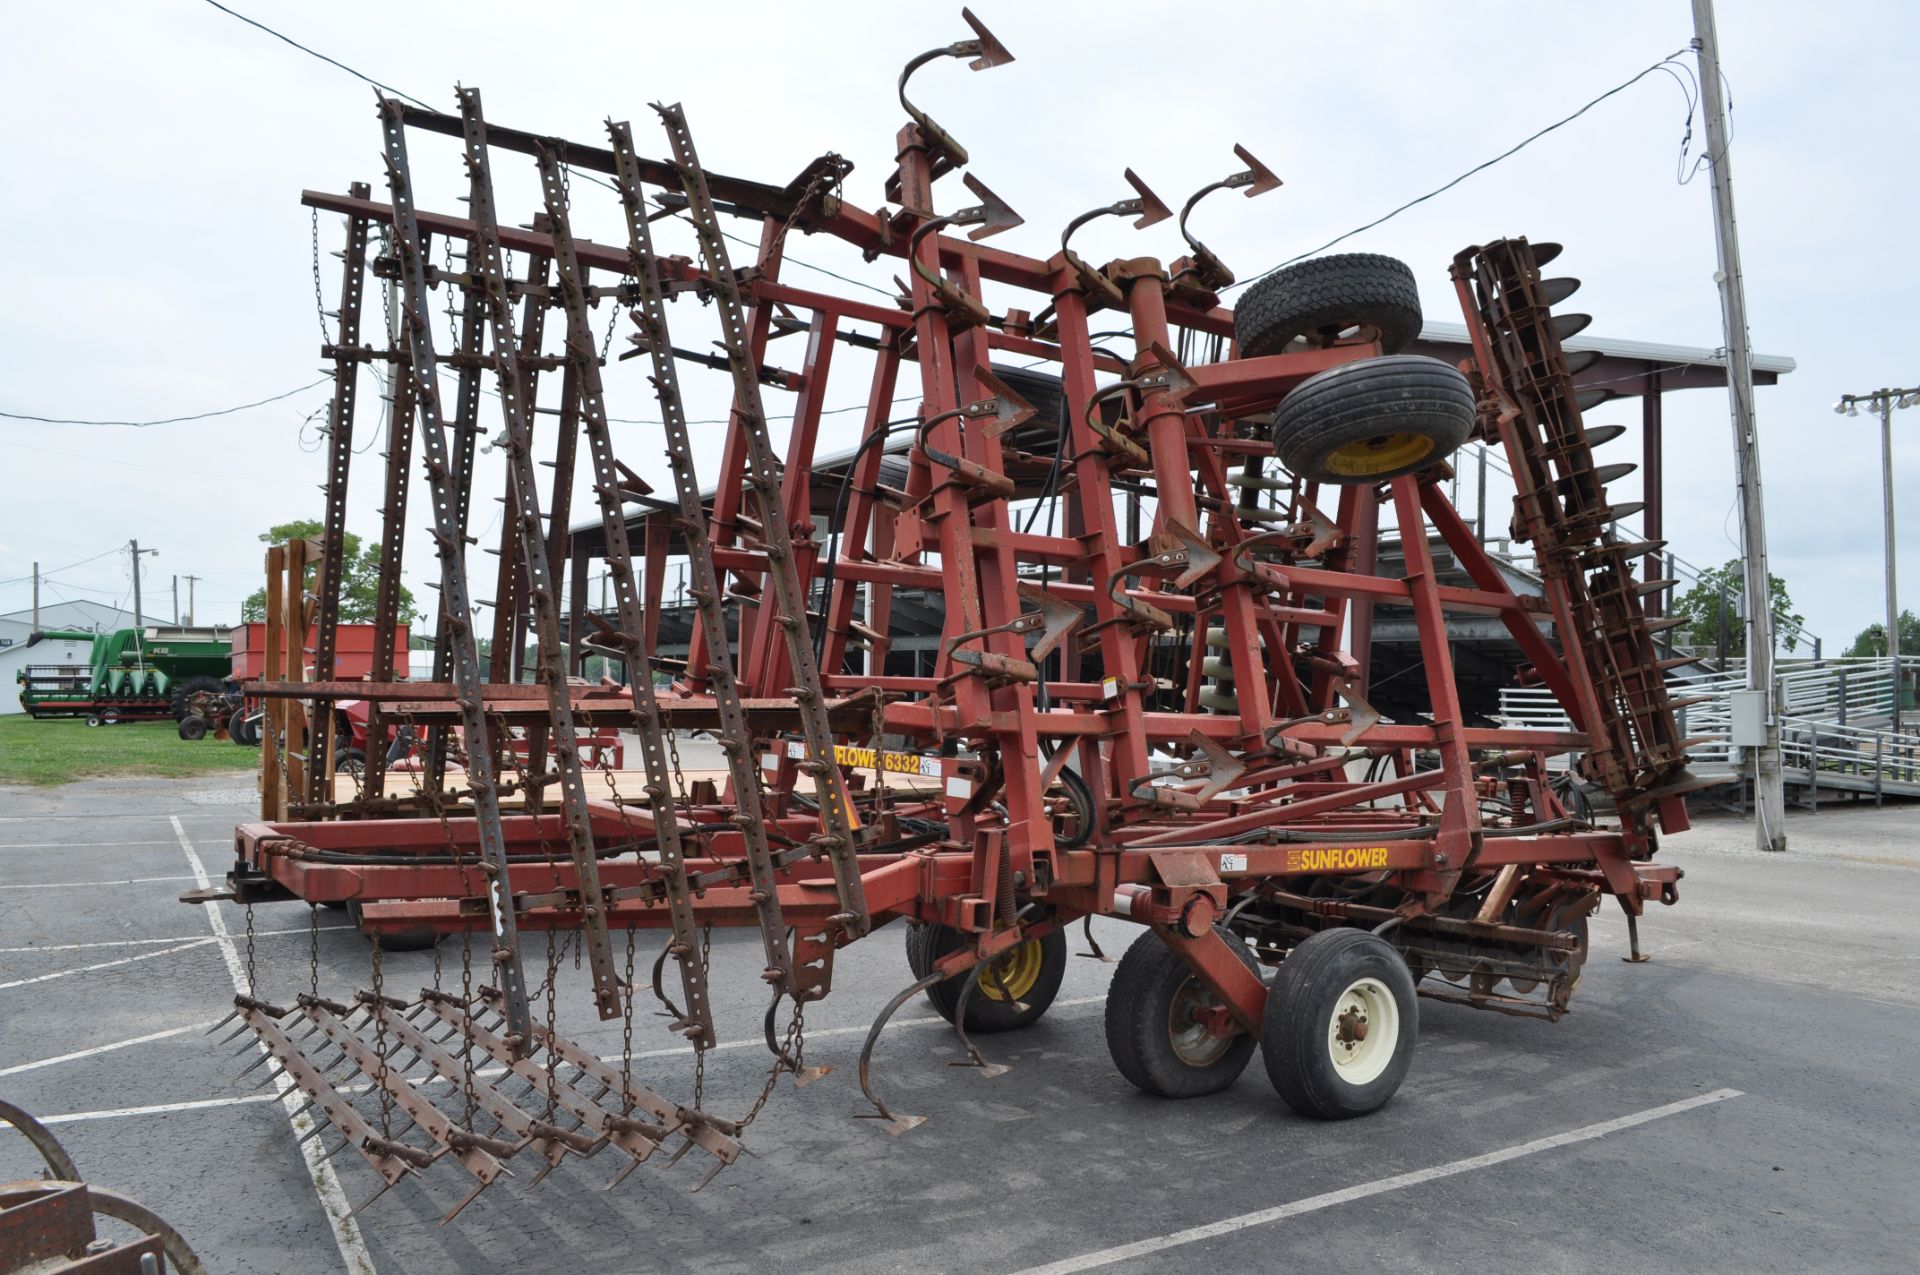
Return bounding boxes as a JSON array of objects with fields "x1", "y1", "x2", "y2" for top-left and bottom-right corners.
[{"x1": 17, "y1": 625, "x2": 233, "y2": 725}]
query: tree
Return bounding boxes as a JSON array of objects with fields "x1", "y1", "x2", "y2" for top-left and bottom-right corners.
[
  {"x1": 1844, "y1": 609, "x2": 1920, "y2": 658},
  {"x1": 1671, "y1": 559, "x2": 1803, "y2": 658},
  {"x1": 241, "y1": 520, "x2": 417, "y2": 625}
]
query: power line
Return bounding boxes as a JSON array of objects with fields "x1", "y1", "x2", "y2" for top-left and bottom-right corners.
[
  {"x1": 0, "y1": 378, "x2": 331, "y2": 427},
  {"x1": 202, "y1": 0, "x2": 898, "y2": 304},
  {"x1": 0, "y1": 546, "x2": 125, "y2": 588},
  {"x1": 200, "y1": 1, "x2": 432, "y2": 110},
  {"x1": 1228, "y1": 47, "x2": 1696, "y2": 291}
]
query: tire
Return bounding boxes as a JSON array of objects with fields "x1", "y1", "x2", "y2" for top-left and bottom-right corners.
[
  {"x1": 335, "y1": 747, "x2": 366, "y2": 777},
  {"x1": 1235, "y1": 253, "x2": 1423, "y2": 359},
  {"x1": 178, "y1": 716, "x2": 209, "y2": 741},
  {"x1": 1261, "y1": 928, "x2": 1418, "y2": 1120},
  {"x1": 1104, "y1": 928, "x2": 1262, "y2": 1099},
  {"x1": 85, "y1": 714, "x2": 103, "y2": 728},
  {"x1": 346, "y1": 901, "x2": 438, "y2": 953},
  {"x1": 170, "y1": 675, "x2": 225, "y2": 721},
  {"x1": 230, "y1": 710, "x2": 261, "y2": 747},
  {"x1": 1271, "y1": 354, "x2": 1474, "y2": 484},
  {"x1": 906, "y1": 922, "x2": 1067, "y2": 1033}
]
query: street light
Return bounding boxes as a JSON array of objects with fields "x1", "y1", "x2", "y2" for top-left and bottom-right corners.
[{"x1": 1837, "y1": 386, "x2": 1919, "y2": 732}]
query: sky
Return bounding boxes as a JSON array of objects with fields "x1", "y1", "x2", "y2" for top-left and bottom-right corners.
[{"x1": 1, "y1": 0, "x2": 1915, "y2": 656}]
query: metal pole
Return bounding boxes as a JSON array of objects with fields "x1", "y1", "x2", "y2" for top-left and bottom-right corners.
[
  {"x1": 1879, "y1": 393, "x2": 1901, "y2": 734},
  {"x1": 185, "y1": 575, "x2": 199, "y2": 627},
  {"x1": 1475, "y1": 443, "x2": 1487, "y2": 546},
  {"x1": 130, "y1": 539, "x2": 144, "y2": 630},
  {"x1": 172, "y1": 575, "x2": 179, "y2": 625},
  {"x1": 1693, "y1": 0, "x2": 1785, "y2": 850},
  {"x1": 30, "y1": 562, "x2": 38, "y2": 632}
]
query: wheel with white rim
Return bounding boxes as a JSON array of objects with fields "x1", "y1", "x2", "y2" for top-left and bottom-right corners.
[
  {"x1": 1104, "y1": 928, "x2": 1263, "y2": 1099},
  {"x1": 1262, "y1": 927, "x2": 1417, "y2": 1119}
]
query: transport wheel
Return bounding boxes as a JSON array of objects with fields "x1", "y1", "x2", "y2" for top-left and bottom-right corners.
[
  {"x1": 177, "y1": 715, "x2": 209, "y2": 741},
  {"x1": 1261, "y1": 928, "x2": 1417, "y2": 1119},
  {"x1": 346, "y1": 902, "x2": 439, "y2": 953},
  {"x1": 1233, "y1": 253, "x2": 1422, "y2": 359},
  {"x1": 907, "y1": 922, "x2": 1067, "y2": 1033},
  {"x1": 85, "y1": 714, "x2": 103, "y2": 728},
  {"x1": 1270, "y1": 354, "x2": 1475, "y2": 484},
  {"x1": 1104, "y1": 929, "x2": 1262, "y2": 1099},
  {"x1": 335, "y1": 747, "x2": 367, "y2": 778},
  {"x1": 230, "y1": 711, "x2": 261, "y2": 747}
]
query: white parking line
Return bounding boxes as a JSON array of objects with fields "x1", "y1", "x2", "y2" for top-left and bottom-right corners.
[
  {"x1": 0, "y1": 938, "x2": 216, "y2": 990},
  {"x1": 0, "y1": 875, "x2": 198, "y2": 891},
  {"x1": 0, "y1": 1020, "x2": 222, "y2": 1077},
  {"x1": 1016, "y1": 1088, "x2": 1746, "y2": 1275},
  {"x1": 41, "y1": 1094, "x2": 279, "y2": 1125},
  {"x1": 0, "y1": 925, "x2": 354, "y2": 955},
  {"x1": 0, "y1": 840, "x2": 182, "y2": 849},
  {"x1": 171, "y1": 815, "x2": 377, "y2": 1275}
]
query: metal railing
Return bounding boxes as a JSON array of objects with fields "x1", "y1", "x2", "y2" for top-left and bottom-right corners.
[{"x1": 1497, "y1": 657, "x2": 1920, "y2": 793}]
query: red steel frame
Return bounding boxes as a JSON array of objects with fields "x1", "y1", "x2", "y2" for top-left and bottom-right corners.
[{"x1": 234, "y1": 67, "x2": 1690, "y2": 1045}]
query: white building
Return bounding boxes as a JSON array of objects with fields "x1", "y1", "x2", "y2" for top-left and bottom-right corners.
[{"x1": 0, "y1": 600, "x2": 138, "y2": 715}]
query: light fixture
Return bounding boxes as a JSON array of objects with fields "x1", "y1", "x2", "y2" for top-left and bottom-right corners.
[
  {"x1": 1898, "y1": 392, "x2": 1919, "y2": 410},
  {"x1": 1834, "y1": 399, "x2": 1850, "y2": 415}
]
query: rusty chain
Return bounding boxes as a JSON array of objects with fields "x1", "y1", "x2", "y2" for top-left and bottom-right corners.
[
  {"x1": 243, "y1": 903, "x2": 257, "y2": 997},
  {"x1": 307, "y1": 903, "x2": 319, "y2": 999},
  {"x1": 371, "y1": 932, "x2": 391, "y2": 1137},
  {"x1": 620, "y1": 925, "x2": 637, "y2": 1116},
  {"x1": 309, "y1": 207, "x2": 328, "y2": 344}
]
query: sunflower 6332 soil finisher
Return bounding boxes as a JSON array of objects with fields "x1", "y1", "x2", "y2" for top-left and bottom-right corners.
[{"x1": 185, "y1": 10, "x2": 1697, "y2": 1221}]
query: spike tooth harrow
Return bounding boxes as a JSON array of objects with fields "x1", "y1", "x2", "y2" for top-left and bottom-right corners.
[{"x1": 202, "y1": 6, "x2": 1697, "y2": 1217}]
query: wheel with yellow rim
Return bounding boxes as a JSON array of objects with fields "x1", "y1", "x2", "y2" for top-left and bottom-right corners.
[
  {"x1": 1270, "y1": 354, "x2": 1475, "y2": 485},
  {"x1": 906, "y1": 921, "x2": 1068, "y2": 1034}
]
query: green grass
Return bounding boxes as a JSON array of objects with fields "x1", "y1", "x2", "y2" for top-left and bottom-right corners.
[{"x1": 0, "y1": 715, "x2": 262, "y2": 787}]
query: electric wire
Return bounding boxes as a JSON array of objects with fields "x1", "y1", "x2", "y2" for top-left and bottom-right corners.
[
  {"x1": 0, "y1": 378, "x2": 332, "y2": 428},
  {"x1": 1228, "y1": 48, "x2": 1697, "y2": 291}
]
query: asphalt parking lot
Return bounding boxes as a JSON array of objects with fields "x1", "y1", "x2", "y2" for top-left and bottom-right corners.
[{"x1": 3, "y1": 775, "x2": 1917, "y2": 1274}]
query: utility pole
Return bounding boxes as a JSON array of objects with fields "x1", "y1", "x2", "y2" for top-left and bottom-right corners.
[
  {"x1": 172, "y1": 575, "x2": 180, "y2": 625},
  {"x1": 184, "y1": 574, "x2": 201, "y2": 627},
  {"x1": 128, "y1": 540, "x2": 159, "y2": 631},
  {"x1": 31, "y1": 562, "x2": 39, "y2": 632},
  {"x1": 1692, "y1": 0, "x2": 1785, "y2": 850},
  {"x1": 1835, "y1": 386, "x2": 1917, "y2": 731}
]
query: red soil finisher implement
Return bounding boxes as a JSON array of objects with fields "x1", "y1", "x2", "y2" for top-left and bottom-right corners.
[{"x1": 191, "y1": 12, "x2": 1696, "y2": 1219}]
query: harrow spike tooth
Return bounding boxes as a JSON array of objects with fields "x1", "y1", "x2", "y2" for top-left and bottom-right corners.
[
  {"x1": 295, "y1": 1120, "x2": 331, "y2": 1147},
  {"x1": 525, "y1": 1158, "x2": 560, "y2": 1188},
  {"x1": 220, "y1": 1024, "x2": 254, "y2": 1046},
  {"x1": 235, "y1": 1051, "x2": 276, "y2": 1079},
  {"x1": 344, "y1": 1177, "x2": 398, "y2": 1220},
  {"x1": 251, "y1": 1064, "x2": 290, "y2": 1090},
  {"x1": 663, "y1": 1135, "x2": 699, "y2": 1168},
  {"x1": 440, "y1": 1178, "x2": 493, "y2": 1226},
  {"x1": 690, "y1": 1157, "x2": 730, "y2": 1193},
  {"x1": 205, "y1": 1009, "x2": 241, "y2": 1036},
  {"x1": 602, "y1": 1154, "x2": 646, "y2": 1195}
]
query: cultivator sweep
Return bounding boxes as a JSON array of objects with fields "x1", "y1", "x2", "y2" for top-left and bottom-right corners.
[{"x1": 186, "y1": 10, "x2": 1695, "y2": 1218}]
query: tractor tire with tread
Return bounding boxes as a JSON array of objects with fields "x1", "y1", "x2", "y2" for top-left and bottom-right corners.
[
  {"x1": 906, "y1": 921, "x2": 1067, "y2": 1034},
  {"x1": 1271, "y1": 354, "x2": 1475, "y2": 484},
  {"x1": 1234, "y1": 253, "x2": 1423, "y2": 359},
  {"x1": 1105, "y1": 928, "x2": 1263, "y2": 1099},
  {"x1": 170, "y1": 675, "x2": 226, "y2": 722},
  {"x1": 1261, "y1": 927, "x2": 1418, "y2": 1120}
]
